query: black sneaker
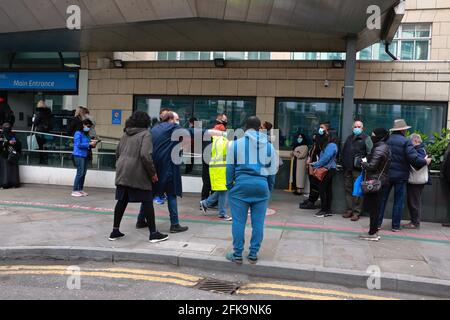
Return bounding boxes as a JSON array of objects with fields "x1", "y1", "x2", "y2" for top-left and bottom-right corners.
[
  {"x1": 136, "y1": 221, "x2": 148, "y2": 229},
  {"x1": 170, "y1": 224, "x2": 189, "y2": 233},
  {"x1": 108, "y1": 229, "x2": 125, "y2": 241},
  {"x1": 149, "y1": 231, "x2": 169, "y2": 243},
  {"x1": 300, "y1": 201, "x2": 317, "y2": 210}
]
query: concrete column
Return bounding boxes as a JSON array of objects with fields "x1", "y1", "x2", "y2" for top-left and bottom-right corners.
[{"x1": 342, "y1": 36, "x2": 357, "y2": 141}]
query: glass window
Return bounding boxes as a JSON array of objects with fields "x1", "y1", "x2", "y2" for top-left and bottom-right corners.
[
  {"x1": 225, "y1": 52, "x2": 246, "y2": 60},
  {"x1": 359, "y1": 47, "x2": 372, "y2": 60},
  {"x1": 415, "y1": 41, "x2": 429, "y2": 60},
  {"x1": 167, "y1": 52, "x2": 178, "y2": 60},
  {"x1": 134, "y1": 96, "x2": 256, "y2": 130},
  {"x1": 355, "y1": 101, "x2": 446, "y2": 138},
  {"x1": 402, "y1": 25, "x2": 415, "y2": 38},
  {"x1": 200, "y1": 52, "x2": 211, "y2": 60},
  {"x1": 275, "y1": 99, "x2": 343, "y2": 150},
  {"x1": 180, "y1": 52, "x2": 200, "y2": 60},
  {"x1": 157, "y1": 52, "x2": 168, "y2": 60},
  {"x1": 260, "y1": 52, "x2": 271, "y2": 60},
  {"x1": 415, "y1": 24, "x2": 431, "y2": 38},
  {"x1": 213, "y1": 52, "x2": 225, "y2": 59},
  {"x1": 401, "y1": 41, "x2": 414, "y2": 60}
]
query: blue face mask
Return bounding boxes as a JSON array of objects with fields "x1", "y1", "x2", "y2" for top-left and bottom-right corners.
[
  {"x1": 297, "y1": 138, "x2": 303, "y2": 144},
  {"x1": 318, "y1": 128, "x2": 325, "y2": 136},
  {"x1": 353, "y1": 128, "x2": 363, "y2": 136},
  {"x1": 83, "y1": 127, "x2": 91, "y2": 133}
]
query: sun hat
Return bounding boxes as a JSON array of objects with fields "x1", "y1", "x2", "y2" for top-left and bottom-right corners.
[{"x1": 390, "y1": 119, "x2": 411, "y2": 132}]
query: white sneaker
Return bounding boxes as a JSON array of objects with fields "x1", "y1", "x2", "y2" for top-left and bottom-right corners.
[
  {"x1": 71, "y1": 191, "x2": 83, "y2": 197},
  {"x1": 80, "y1": 191, "x2": 89, "y2": 196}
]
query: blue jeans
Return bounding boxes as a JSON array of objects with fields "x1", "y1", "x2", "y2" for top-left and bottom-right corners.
[
  {"x1": 204, "y1": 191, "x2": 227, "y2": 217},
  {"x1": 229, "y1": 196, "x2": 268, "y2": 258},
  {"x1": 138, "y1": 194, "x2": 180, "y2": 226},
  {"x1": 378, "y1": 181, "x2": 406, "y2": 230},
  {"x1": 73, "y1": 156, "x2": 88, "y2": 191}
]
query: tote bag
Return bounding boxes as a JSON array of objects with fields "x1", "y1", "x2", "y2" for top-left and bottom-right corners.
[{"x1": 409, "y1": 165, "x2": 429, "y2": 185}]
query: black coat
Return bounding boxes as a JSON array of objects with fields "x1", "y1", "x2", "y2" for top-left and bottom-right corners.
[
  {"x1": 361, "y1": 141, "x2": 391, "y2": 186},
  {"x1": 0, "y1": 102, "x2": 15, "y2": 126},
  {"x1": 34, "y1": 107, "x2": 53, "y2": 133},
  {"x1": 68, "y1": 116, "x2": 83, "y2": 137},
  {"x1": 342, "y1": 133, "x2": 372, "y2": 171}
]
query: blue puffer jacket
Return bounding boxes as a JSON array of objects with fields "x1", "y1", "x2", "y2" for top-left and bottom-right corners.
[
  {"x1": 413, "y1": 142, "x2": 432, "y2": 185},
  {"x1": 387, "y1": 133, "x2": 427, "y2": 182},
  {"x1": 73, "y1": 131, "x2": 91, "y2": 158}
]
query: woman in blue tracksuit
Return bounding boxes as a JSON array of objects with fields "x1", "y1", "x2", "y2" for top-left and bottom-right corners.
[
  {"x1": 71, "y1": 119, "x2": 98, "y2": 197},
  {"x1": 311, "y1": 124, "x2": 338, "y2": 217},
  {"x1": 225, "y1": 116, "x2": 278, "y2": 265}
]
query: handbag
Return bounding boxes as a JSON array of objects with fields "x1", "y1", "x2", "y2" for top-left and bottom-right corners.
[
  {"x1": 352, "y1": 172, "x2": 364, "y2": 197},
  {"x1": 312, "y1": 167, "x2": 328, "y2": 182},
  {"x1": 7, "y1": 146, "x2": 20, "y2": 164},
  {"x1": 27, "y1": 121, "x2": 39, "y2": 150},
  {"x1": 408, "y1": 152, "x2": 429, "y2": 185},
  {"x1": 361, "y1": 160, "x2": 388, "y2": 194}
]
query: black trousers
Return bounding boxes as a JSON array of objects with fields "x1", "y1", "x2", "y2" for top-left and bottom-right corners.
[
  {"x1": 407, "y1": 184, "x2": 425, "y2": 226},
  {"x1": 113, "y1": 192, "x2": 156, "y2": 234},
  {"x1": 201, "y1": 162, "x2": 212, "y2": 200},
  {"x1": 308, "y1": 174, "x2": 320, "y2": 203},
  {"x1": 365, "y1": 191, "x2": 383, "y2": 235},
  {"x1": 319, "y1": 169, "x2": 335, "y2": 213},
  {"x1": 36, "y1": 134, "x2": 48, "y2": 164}
]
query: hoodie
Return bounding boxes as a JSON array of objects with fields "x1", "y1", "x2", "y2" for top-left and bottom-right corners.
[
  {"x1": 226, "y1": 130, "x2": 279, "y2": 202},
  {"x1": 115, "y1": 127, "x2": 156, "y2": 191}
]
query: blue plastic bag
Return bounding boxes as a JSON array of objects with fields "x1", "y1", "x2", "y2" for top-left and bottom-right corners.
[{"x1": 352, "y1": 172, "x2": 364, "y2": 197}]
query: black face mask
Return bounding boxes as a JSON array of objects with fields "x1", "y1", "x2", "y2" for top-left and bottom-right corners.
[{"x1": 217, "y1": 120, "x2": 227, "y2": 126}]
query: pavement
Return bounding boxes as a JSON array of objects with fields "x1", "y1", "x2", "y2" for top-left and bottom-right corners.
[{"x1": 0, "y1": 184, "x2": 449, "y2": 298}]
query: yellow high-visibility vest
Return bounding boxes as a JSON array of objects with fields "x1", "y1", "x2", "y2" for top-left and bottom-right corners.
[{"x1": 209, "y1": 135, "x2": 228, "y2": 191}]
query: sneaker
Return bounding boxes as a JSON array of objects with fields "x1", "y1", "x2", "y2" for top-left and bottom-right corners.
[
  {"x1": 79, "y1": 191, "x2": 89, "y2": 197},
  {"x1": 108, "y1": 229, "x2": 125, "y2": 241},
  {"x1": 247, "y1": 255, "x2": 258, "y2": 264},
  {"x1": 300, "y1": 201, "x2": 317, "y2": 210},
  {"x1": 392, "y1": 228, "x2": 401, "y2": 233},
  {"x1": 153, "y1": 197, "x2": 165, "y2": 205},
  {"x1": 136, "y1": 221, "x2": 148, "y2": 229},
  {"x1": 342, "y1": 211, "x2": 353, "y2": 219},
  {"x1": 314, "y1": 211, "x2": 326, "y2": 218},
  {"x1": 359, "y1": 233, "x2": 380, "y2": 241},
  {"x1": 402, "y1": 223, "x2": 420, "y2": 230},
  {"x1": 149, "y1": 231, "x2": 169, "y2": 243},
  {"x1": 218, "y1": 215, "x2": 232, "y2": 221},
  {"x1": 226, "y1": 252, "x2": 243, "y2": 265},
  {"x1": 71, "y1": 191, "x2": 83, "y2": 197},
  {"x1": 170, "y1": 224, "x2": 189, "y2": 233},
  {"x1": 199, "y1": 201, "x2": 208, "y2": 214},
  {"x1": 351, "y1": 215, "x2": 360, "y2": 222}
]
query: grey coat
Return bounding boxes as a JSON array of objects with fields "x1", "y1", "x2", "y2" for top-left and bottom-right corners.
[{"x1": 115, "y1": 127, "x2": 156, "y2": 191}]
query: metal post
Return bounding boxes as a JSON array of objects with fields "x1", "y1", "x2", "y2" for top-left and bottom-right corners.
[{"x1": 342, "y1": 36, "x2": 357, "y2": 142}]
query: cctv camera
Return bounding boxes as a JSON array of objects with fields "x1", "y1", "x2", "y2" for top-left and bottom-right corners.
[{"x1": 324, "y1": 80, "x2": 330, "y2": 88}]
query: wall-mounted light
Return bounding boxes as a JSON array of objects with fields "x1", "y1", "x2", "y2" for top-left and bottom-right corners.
[
  {"x1": 324, "y1": 80, "x2": 330, "y2": 88},
  {"x1": 332, "y1": 60, "x2": 345, "y2": 68},
  {"x1": 113, "y1": 59, "x2": 124, "y2": 68},
  {"x1": 214, "y1": 58, "x2": 226, "y2": 68}
]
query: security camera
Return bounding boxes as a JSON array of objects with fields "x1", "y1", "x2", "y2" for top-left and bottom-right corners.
[{"x1": 324, "y1": 80, "x2": 330, "y2": 88}]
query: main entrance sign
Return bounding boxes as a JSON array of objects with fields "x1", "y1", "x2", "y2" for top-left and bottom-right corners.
[{"x1": 0, "y1": 72, "x2": 78, "y2": 91}]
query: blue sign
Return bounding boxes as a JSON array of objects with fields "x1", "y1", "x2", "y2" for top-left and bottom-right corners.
[
  {"x1": 0, "y1": 72, "x2": 78, "y2": 91},
  {"x1": 112, "y1": 109, "x2": 122, "y2": 125}
]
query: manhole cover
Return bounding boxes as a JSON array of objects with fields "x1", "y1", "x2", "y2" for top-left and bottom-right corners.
[{"x1": 195, "y1": 278, "x2": 240, "y2": 295}]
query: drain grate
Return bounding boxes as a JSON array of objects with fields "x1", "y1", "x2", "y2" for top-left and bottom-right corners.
[{"x1": 195, "y1": 278, "x2": 240, "y2": 295}]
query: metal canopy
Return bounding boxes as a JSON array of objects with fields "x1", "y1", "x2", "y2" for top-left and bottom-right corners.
[{"x1": 0, "y1": 0, "x2": 401, "y2": 52}]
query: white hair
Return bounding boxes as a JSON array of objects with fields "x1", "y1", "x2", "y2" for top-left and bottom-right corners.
[{"x1": 410, "y1": 133, "x2": 422, "y2": 143}]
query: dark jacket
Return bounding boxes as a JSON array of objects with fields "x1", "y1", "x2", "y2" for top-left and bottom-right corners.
[
  {"x1": 386, "y1": 132, "x2": 427, "y2": 182},
  {"x1": 34, "y1": 107, "x2": 53, "y2": 133},
  {"x1": 412, "y1": 142, "x2": 432, "y2": 185},
  {"x1": 361, "y1": 141, "x2": 391, "y2": 186},
  {"x1": 115, "y1": 127, "x2": 156, "y2": 191},
  {"x1": 441, "y1": 143, "x2": 450, "y2": 183},
  {"x1": 0, "y1": 102, "x2": 15, "y2": 126},
  {"x1": 68, "y1": 116, "x2": 83, "y2": 137},
  {"x1": 151, "y1": 122, "x2": 183, "y2": 197},
  {"x1": 342, "y1": 133, "x2": 373, "y2": 171},
  {"x1": 0, "y1": 131, "x2": 21, "y2": 158}
]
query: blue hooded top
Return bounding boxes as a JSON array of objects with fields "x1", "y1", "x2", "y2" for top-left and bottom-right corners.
[{"x1": 226, "y1": 130, "x2": 279, "y2": 202}]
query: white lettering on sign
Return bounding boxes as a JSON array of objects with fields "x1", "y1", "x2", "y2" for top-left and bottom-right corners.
[
  {"x1": 67, "y1": 5, "x2": 81, "y2": 30},
  {"x1": 13, "y1": 80, "x2": 55, "y2": 88}
]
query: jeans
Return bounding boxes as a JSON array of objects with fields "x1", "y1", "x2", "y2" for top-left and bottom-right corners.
[
  {"x1": 201, "y1": 162, "x2": 212, "y2": 200},
  {"x1": 73, "y1": 156, "x2": 88, "y2": 191},
  {"x1": 137, "y1": 194, "x2": 180, "y2": 226},
  {"x1": 319, "y1": 169, "x2": 335, "y2": 213},
  {"x1": 229, "y1": 196, "x2": 268, "y2": 258},
  {"x1": 203, "y1": 191, "x2": 227, "y2": 217},
  {"x1": 378, "y1": 181, "x2": 406, "y2": 230}
]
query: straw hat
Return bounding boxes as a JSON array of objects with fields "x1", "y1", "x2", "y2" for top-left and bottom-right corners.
[{"x1": 390, "y1": 119, "x2": 411, "y2": 132}]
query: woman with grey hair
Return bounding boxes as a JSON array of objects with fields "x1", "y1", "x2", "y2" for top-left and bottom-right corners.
[{"x1": 404, "y1": 133, "x2": 430, "y2": 229}]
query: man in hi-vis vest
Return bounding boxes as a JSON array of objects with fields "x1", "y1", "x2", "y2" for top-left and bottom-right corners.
[{"x1": 200, "y1": 120, "x2": 232, "y2": 221}]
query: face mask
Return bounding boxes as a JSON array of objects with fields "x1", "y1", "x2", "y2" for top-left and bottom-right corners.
[
  {"x1": 175, "y1": 121, "x2": 180, "y2": 125},
  {"x1": 83, "y1": 127, "x2": 91, "y2": 133},
  {"x1": 353, "y1": 128, "x2": 363, "y2": 136},
  {"x1": 297, "y1": 138, "x2": 303, "y2": 144},
  {"x1": 318, "y1": 128, "x2": 325, "y2": 136}
]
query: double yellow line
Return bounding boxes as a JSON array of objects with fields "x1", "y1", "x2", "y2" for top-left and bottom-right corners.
[
  {"x1": 238, "y1": 283, "x2": 398, "y2": 300},
  {"x1": 0, "y1": 265, "x2": 202, "y2": 287}
]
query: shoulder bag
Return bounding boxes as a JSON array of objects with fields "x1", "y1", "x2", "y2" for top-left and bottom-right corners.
[{"x1": 361, "y1": 160, "x2": 388, "y2": 194}]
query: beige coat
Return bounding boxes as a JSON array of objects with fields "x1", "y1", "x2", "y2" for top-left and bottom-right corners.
[{"x1": 293, "y1": 145, "x2": 308, "y2": 189}]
